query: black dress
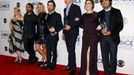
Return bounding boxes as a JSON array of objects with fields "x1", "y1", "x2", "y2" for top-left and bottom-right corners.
[
  {"x1": 80, "y1": 12, "x2": 99, "y2": 75},
  {"x1": 36, "y1": 13, "x2": 48, "y2": 44}
]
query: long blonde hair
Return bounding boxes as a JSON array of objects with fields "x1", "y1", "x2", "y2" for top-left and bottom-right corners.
[
  {"x1": 14, "y1": 7, "x2": 22, "y2": 17},
  {"x1": 36, "y1": 2, "x2": 46, "y2": 13}
]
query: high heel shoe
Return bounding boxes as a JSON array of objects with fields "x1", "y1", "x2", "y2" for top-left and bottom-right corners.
[
  {"x1": 39, "y1": 61, "x2": 47, "y2": 66},
  {"x1": 14, "y1": 57, "x2": 19, "y2": 63},
  {"x1": 18, "y1": 56, "x2": 23, "y2": 64}
]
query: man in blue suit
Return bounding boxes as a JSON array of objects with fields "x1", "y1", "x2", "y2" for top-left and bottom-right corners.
[{"x1": 62, "y1": 0, "x2": 81, "y2": 75}]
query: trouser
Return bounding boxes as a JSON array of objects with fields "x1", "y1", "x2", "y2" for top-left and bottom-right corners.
[
  {"x1": 64, "y1": 33, "x2": 77, "y2": 70},
  {"x1": 46, "y1": 34, "x2": 59, "y2": 68},
  {"x1": 23, "y1": 38, "x2": 36, "y2": 60},
  {"x1": 100, "y1": 36, "x2": 118, "y2": 75}
]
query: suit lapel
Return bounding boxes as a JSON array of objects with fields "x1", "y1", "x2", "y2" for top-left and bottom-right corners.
[
  {"x1": 64, "y1": 8, "x2": 67, "y2": 17},
  {"x1": 67, "y1": 4, "x2": 73, "y2": 17},
  {"x1": 101, "y1": 10, "x2": 105, "y2": 23},
  {"x1": 109, "y1": 7, "x2": 114, "y2": 27}
]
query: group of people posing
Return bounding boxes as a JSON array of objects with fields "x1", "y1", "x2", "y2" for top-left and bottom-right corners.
[{"x1": 8, "y1": 0, "x2": 123, "y2": 75}]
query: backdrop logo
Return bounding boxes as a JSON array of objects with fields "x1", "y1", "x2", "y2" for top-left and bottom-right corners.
[
  {"x1": 3, "y1": 18, "x2": 7, "y2": 23},
  {"x1": 0, "y1": 30, "x2": 10, "y2": 39},
  {"x1": 119, "y1": 36, "x2": 134, "y2": 50},
  {"x1": 0, "y1": 1, "x2": 10, "y2": 11},
  {"x1": 117, "y1": 60, "x2": 125, "y2": 67},
  {"x1": 73, "y1": 0, "x2": 81, "y2": 5},
  {"x1": 123, "y1": 17, "x2": 128, "y2": 25},
  {"x1": 113, "y1": 0, "x2": 134, "y2": 6},
  {"x1": 73, "y1": 0, "x2": 81, "y2": 3},
  {"x1": 76, "y1": 35, "x2": 81, "y2": 45},
  {"x1": 97, "y1": 55, "x2": 103, "y2": 67},
  {"x1": 94, "y1": 0, "x2": 100, "y2": 4},
  {"x1": 5, "y1": 46, "x2": 8, "y2": 51},
  {"x1": 16, "y1": 2, "x2": 20, "y2": 7},
  {"x1": 28, "y1": 0, "x2": 41, "y2": 6}
]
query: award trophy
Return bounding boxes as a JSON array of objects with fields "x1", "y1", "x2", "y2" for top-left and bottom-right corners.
[
  {"x1": 98, "y1": 18, "x2": 110, "y2": 32},
  {"x1": 47, "y1": 23, "x2": 57, "y2": 36},
  {"x1": 102, "y1": 21, "x2": 110, "y2": 32}
]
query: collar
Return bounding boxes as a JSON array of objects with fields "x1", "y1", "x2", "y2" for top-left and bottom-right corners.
[
  {"x1": 66, "y1": 2, "x2": 73, "y2": 8},
  {"x1": 48, "y1": 10, "x2": 55, "y2": 15},
  {"x1": 104, "y1": 7, "x2": 111, "y2": 11},
  {"x1": 26, "y1": 11, "x2": 34, "y2": 15}
]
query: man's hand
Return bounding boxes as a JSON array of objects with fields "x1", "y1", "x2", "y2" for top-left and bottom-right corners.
[
  {"x1": 49, "y1": 27, "x2": 55, "y2": 32},
  {"x1": 75, "y1": 17, "x2": 80, "y2": 22},
  {"x1": 104, "y1": 31, "x2": 111, "y2": 36},
  {"x1": 64, "y1": 25, "x2": 71, "y2": 30},
  {"x1": 101, "y1": 28, "x2": 111, "y2": 36},
  {"x1": 96, "y1": 25, "x2": 102, "y2": 30}
]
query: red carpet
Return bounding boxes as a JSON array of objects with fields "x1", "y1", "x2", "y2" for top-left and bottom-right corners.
[{"x1": 0, "y1": 55, "x2": 128, "y2": 75}]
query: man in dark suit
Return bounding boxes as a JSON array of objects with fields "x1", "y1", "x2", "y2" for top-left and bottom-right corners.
[
  {"x1": 99, "y1": 0, "x2": 123, "y2": 75},
  {"x1": 63, "y1": 0, "x2": 81, "y2": 75},
  {"x1": 23, "y1": 3, "x2": 38, "y2": 64},
  {"x1": 42, "y1": 0, "x2": 63, "y2": 71}
]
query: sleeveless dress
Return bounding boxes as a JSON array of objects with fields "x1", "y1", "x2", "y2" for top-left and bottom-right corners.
[{"x1": 8, "y1": 19, "x2": 24, "y2": 54}]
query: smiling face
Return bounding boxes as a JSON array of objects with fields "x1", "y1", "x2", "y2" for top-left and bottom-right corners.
[
  {"x1": 37, "y1": 4, "x2": 45, "y2": 13},
  {"x1": 101, "y1": 0, "x2": 111, "y2": 9},
  {"x1": 26, "y1": 4, "x2": 33, "y2": 13},
  {"x1": 85, "y1": 0, "x2": 94, "y2": 11},
  {"x1": 47, "y1": 2, "x2": 55, "y2": 12},
  {"x1": 14, "y1": 8, "x2": 21, "y2": 17},
  {"x1": 65, "y1": 0, "x2": 73, "y2": 5}
]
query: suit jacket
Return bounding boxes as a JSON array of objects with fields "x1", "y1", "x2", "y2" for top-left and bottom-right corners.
[
  {"x1": 99, "y1": 7, "x2": 123, "y2": 44},
  {"x1": 47, "y1": 11, "x2": 63, "y2": 35},
  {"x1": 63, "y1": 4, "x2": 81, "y2": 36}
]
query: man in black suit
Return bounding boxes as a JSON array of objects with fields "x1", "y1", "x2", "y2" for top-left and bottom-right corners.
[
  {"x1": 62, "y1": 0, "x2": 81, "y2": 75},
  {"x1": 42, "y1": 0, "x2": 63, "y2": 71},
  {"x1": 99, "y1": 0, "x2": 123, "y2": 75},
  {"x1": 23, "y1": 3, "x2": 38, "y2": 64}
]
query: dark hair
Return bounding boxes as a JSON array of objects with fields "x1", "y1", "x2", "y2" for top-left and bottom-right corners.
[
  {"x1": 100, "y1": 0, "x2": 112, "y2": 5},
  {"x1": 26, "y1": 3, "x2": 34, "y2": 9},
  {"x1": 47, "y1": 0, "x2": 56, "y2": 8},
  {"x1": 85, "y1": 0, "x2": 94, "y2": 9}
]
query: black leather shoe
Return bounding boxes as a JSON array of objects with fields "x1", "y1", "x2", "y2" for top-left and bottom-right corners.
[
  {"x1": 29, "y1": 57, "x2": 38, "y2": 64},
  {"x1": 42, "y1": 65, "x2": 50, "y2": 70},
  {"x1": 49, "y1": 67, "x2": 55, "y2": 71},
  {"x1": 28, "y1": 58, "x2": 32, "y2": 64},
  {"x1": 39, "y1": 61, "x2": 47, "y2": 66},
  {"x1": 68, "y1": 70, "x2": 76, "y2": 75},
  {"x1": 33, "y1": 57, "x2": 38, "y2": 63},
  {"x1": 62, "y1": 66, "x2": 70, "y2": 71}
]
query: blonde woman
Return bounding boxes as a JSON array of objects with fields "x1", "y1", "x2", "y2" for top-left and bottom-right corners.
[
  {"x1": 9, "y1": 7, "x2": 24, "y2": 64},
  {"x1": 35, "y1": 2, "x2": 48, "y2": 66}
]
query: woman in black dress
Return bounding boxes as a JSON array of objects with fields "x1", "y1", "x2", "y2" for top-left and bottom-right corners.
[
  {"x1": 9, "y1": 7, "x2": 24, "y2": 63},
  {"x1": 35, "y1": 3, "x2": 48, "y2": 66},
  {"x1": 80, "y1": 0, "x2": 99, "y2": 75}
]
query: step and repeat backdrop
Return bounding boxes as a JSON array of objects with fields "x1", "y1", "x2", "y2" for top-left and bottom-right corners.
[{"x1": 0, "y1": 0, "x2": 134, "y2": 74}]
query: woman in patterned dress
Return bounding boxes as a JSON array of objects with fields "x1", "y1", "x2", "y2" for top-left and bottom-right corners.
[{"x1": 9, "y1": 7, "x2": 24, "y2": 64}]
